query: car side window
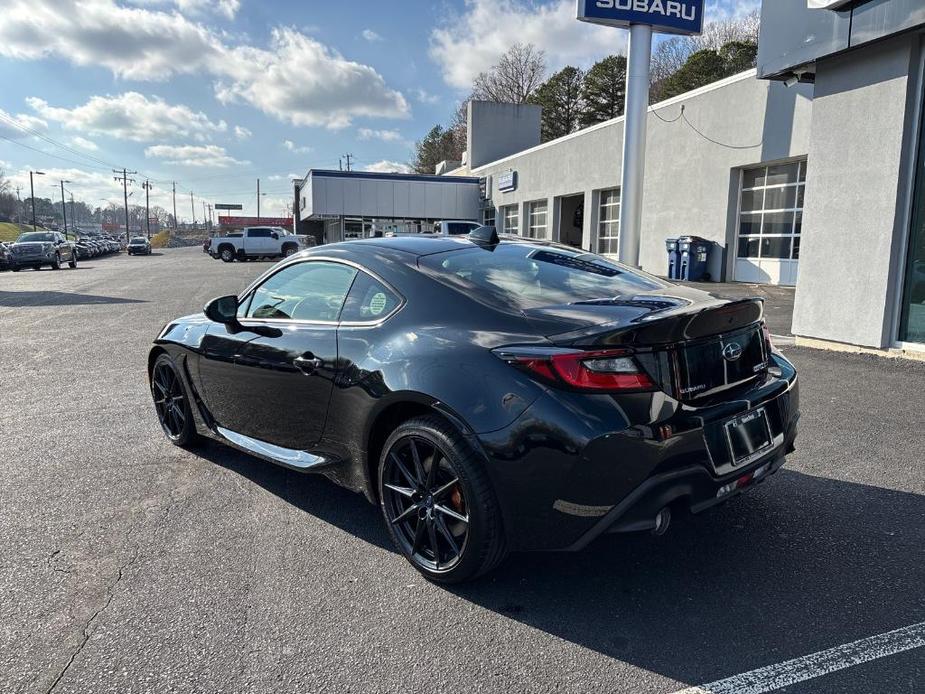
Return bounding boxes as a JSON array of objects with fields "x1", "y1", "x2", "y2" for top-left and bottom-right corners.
[
  {"x1": 248, "y1": 228, "x2": 270, "y2": 238},
  {"x1": 339, "y1": 272, "x2": 401, "y2": 322},
  {"x1": 244, "y1": 261, "x2": 357, "y2": 322}
]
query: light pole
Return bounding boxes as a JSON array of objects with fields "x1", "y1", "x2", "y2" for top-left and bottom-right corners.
[
  {"x1": 30, "y1": 170, "x2": 45, "y2": 231},
  {"x1": 142, "y1": 180, "x2": 153, "y2": 240},
  {"x1": 59, "y1": 180, "x2": 71, "y2": 238}
]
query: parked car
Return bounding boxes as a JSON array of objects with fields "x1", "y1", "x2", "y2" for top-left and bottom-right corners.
[
  {"x1": 209, "y1": 227, "x2": 309, "y2": 262},
  {"x1": 149, "y1": 230, "x2": 799, "y2": 583},
  {"x1": 383, "y1": 220, "x2": 482, "y2": 238},
  {"x1": 8, "y1": 231, "x2": 78, "y2": 271},
  {"x1": 203, "y1": 238, "x2": 211, "y2": 254},
  {"x1": 74, "y1": 240, "x2": 93, "y2": 260},
  {"x1": 0, "y1": 242, "x2": 11, "y2": 271},
  {"x1": 127, "y1": 236, "x2": 152, "y2": 255}
]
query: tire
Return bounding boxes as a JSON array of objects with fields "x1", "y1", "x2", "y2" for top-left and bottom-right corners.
[
  {"x1": 69, "y1": 253, "x2": 77, "y2": 269},
  {"x1": 220, "y1": 247, "x2": 235, "y2": 263},
  {"x1": 283, "y1": 244, "x2": 298, "y2": 257},
  {"x1": 378, "y1": 415, "x2": 507, "y2": 583},
  {"x1": 150, "y1": 353, "x2": 197, "y2": 447},
  {"x1": 12, "y1": 267, "x2": 20, "y2": 272},
  {"x1": 51, "y1": 254, "x2": 61, "y2": 270}
]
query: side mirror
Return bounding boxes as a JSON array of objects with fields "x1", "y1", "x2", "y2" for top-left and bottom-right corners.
[
  {"x1": 271, "y1": 232, "x2": 279, "y2": 240},
  {"x1": 204, "y1": 295, "x2": 239, "y2": 324}
]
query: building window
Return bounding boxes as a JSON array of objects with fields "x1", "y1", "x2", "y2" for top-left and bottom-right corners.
[
  {"x1": 483, "y1": 205, "x2": 495, "y2": 227},
  {"x1": 501, "y1": 204, "x2": 519, "y2": 235},
  {"x1": 737, "y1": 160, "x2": 806, "y2": 260},
  {"x1": 597, "y1": 188, "x2": 620, "y2": 255},
  {"x1": 526, "y1": 200, "x2": 548, "y2": 239}
]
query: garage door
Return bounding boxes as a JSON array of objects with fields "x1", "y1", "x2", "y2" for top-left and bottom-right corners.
[{"x1": 734, "y1": 160, "x2": 805, "y2": 286}]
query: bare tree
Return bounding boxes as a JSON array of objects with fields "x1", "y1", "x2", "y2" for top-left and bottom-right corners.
[{"x1": 471, "y1": 43, "x2": 547, "y2": 104}]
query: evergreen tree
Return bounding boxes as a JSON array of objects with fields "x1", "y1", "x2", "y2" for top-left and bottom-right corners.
[
  {"x1": 530, "y1": 66, "x2": 584, "y2": 142},
  {"x1": 580, "y1": 55, "x2": 627, "y2": 128}
]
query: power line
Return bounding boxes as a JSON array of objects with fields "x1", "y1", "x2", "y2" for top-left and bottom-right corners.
[{"x1": 0, "y1": 111, "x2": 120, "y2": 170}]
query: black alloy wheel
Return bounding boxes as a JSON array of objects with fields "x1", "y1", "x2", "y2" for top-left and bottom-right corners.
[
  {"x1": 51, "y1": 254, "x2": 61, "y2": 270},
  {"x1": 379, "y1": 417, "x2": 506, "y2": 583},
  {"x1": 68, "y1": 253, "x2": 77, "y2": 269},
  {"x1": 151, "y1": 354, "x2": 196, "y2": 447}
]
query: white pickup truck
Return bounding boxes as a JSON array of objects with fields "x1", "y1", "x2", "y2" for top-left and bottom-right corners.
[{"x1": 209, "y1": 227, "x2": 312, "y2": 262}]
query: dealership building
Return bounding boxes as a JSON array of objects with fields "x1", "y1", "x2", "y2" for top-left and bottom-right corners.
[{"x1": 296, "y1": 0, "x2": 925, "y2": 356}]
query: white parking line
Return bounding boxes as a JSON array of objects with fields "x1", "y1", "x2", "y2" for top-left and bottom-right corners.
[{"x1": 671, "y1": 621, "x2": 925, "y2": 694}]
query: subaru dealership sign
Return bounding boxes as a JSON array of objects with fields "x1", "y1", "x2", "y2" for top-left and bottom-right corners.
[{"x1": 577, "y1": 0, "x2": 704, "y2": 35}]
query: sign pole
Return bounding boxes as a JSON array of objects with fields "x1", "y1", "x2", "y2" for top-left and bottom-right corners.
[{"x1": 618, "y1": 22, "x2": 652, "y2": 268}]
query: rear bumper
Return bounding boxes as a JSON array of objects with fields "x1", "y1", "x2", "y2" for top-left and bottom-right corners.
[
  {"x1": 477, "y1": 353, "x2": 800, "y2": 552},
  {"x1": 565, "y1": 433, "x2": 793, "y2": 551}
]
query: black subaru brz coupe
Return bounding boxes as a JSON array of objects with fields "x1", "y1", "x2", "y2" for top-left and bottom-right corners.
[{"x1": 149, "y1": 229, "x2": 799, "y2": 582}]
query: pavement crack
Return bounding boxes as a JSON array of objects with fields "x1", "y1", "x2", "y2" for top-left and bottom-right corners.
[{"x1": 44, "y1": 547, "x2": 140, "y2": 694}]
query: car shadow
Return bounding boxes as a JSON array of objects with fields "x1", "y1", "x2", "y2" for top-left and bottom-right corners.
[
  {"x1": 448, "y1": 470, "x2": 925, "y2": 685},
  {"x1": 193, "y1": 440, "x2": 391, "y2": 551},
  {"x1": 191, "y1": 444, "x2": 925, "y2": 686},
  {"x1": 0, "y1": 290, "x2": 146, "y2": 306}
]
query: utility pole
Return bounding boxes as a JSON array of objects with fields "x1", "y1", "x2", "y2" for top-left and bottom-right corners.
[
  {"x1": 256, "y1": 178, "x2": 261, "y2": 219},
  {"x1": 113, "y1": 168, "x2": 137, "y2": 247},
  {"x1": 29, "y1": 171, "x2": 45, "y2": 231},
  {"x1": 142, "y1": 180, "x2": 153, "y2": 240},
  {"x1": 190, "y1": 191, "x2": 196, "y2": 224},
  {"x1": 343, "y1": 153, "x2": 353, "y2": 172},
  {"x1": 59, "y1": 180, "x2": 70, "y2": 238},
  {"x1": 69, "y1": 192, "x2": 75, "y2": 229},
  {"x1": 172, "y1": 181, "x2": 178, "y2": 230}
]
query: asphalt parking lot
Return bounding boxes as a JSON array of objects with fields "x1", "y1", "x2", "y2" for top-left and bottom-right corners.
[{"x1": 1, "y1": 247, "x2": 922, "y2": 694}]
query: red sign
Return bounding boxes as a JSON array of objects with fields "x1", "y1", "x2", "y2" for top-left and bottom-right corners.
[{"x1": 218, "y1": 216, "x2": 293, "y2": 227}]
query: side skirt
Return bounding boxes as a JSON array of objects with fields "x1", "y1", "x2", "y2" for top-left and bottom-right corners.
[{"x1": 215, "y1": 426, "x2": 330, "y2": 472}]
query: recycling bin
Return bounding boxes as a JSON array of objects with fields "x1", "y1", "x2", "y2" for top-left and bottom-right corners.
[
  {"x1": 678, "y1": 235, "x2": 711, "y2": 281},
  {"x1": 665, "y1": 238, "x2": 680, "y2": 280}
]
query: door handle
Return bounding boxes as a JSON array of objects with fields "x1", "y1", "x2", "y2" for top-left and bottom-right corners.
[{"x1": 293, "y1": 354, "x2": 323, "y2": 375}]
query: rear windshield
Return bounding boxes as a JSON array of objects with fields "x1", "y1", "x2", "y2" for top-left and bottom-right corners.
[{"x1": 418, "y1": 243, "x2": 666, "y2": 308}]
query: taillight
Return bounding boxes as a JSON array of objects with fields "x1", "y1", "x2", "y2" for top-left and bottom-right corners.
[
  {"x1": 761, "y1": 321, "x2": 774, "y2": 351},
  {"x1": 494, "y1": 347, "x2": 655, "y2": 392}
]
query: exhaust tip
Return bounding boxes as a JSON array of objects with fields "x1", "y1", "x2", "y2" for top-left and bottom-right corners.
[{"x1": 652, "y1": 507, "x2": 671, "y2": 536}]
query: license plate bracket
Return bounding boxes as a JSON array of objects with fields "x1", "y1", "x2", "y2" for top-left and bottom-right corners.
[{"x1": 725, "y1": 407, "x2": 773, "y2": 467}]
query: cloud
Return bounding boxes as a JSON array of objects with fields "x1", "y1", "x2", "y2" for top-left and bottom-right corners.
[
  {"x1": 283, "y1": 140, "x2": 312, "y2": 154},
  {"x1": 363, "y1": 160, "x2": 412, "y2": 174},
  {"x1": 361, "y1": 29, "x2": 382, "y2": 42},
  {"x1": 144, "y1": 144, "x2": 246, "y2": 167},
  {"x1": 27, "y1": 92, "x2": 227, "y2": 143},
  {"x1": 215, "y1": 28, "x2": 410, "y2": 129},
  {"x1": 234, "y1": 125, "x2": 252, "y2": 140},
  {"x1": 70, "y1": 136, "x2": 98, "y2": 151},
  {"x1": 4, "y1": 165, "x2": 175, "y2": 210},
  {"x1": 0, "y1": 108, "x2": 47, "y2": 139},
  {"x1": 358, "y1": 128, "x2": 404, "y2": 143},
  {"x1": 429, "y1": 0, "x2": 627, "y2": 90},
  {"x1": 126, "y1": 0, "x2": 241, "y2": 20},
  {"x1": 412, "y1": 88, "x2": 441, "y2": 105},
  {"x1": 0, "y1": 1, "x2": 410, "y2": 129}
]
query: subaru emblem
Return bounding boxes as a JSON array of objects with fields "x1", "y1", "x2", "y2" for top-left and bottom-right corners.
[{"x1": 722, "y1": 342, "x2": 743, "y2": 361}]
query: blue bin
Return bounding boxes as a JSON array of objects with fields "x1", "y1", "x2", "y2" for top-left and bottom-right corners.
[
  {"x1": 665, "y1": 238, "x2": 680, "y2": 280},
  {"x1": 679, "y1": 235, "x2": 711, "y2": 281}
]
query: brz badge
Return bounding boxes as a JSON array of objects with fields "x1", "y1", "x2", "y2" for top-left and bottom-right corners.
[{"x1": 722, "y1": 342, "x2": 743, "y2": 361}]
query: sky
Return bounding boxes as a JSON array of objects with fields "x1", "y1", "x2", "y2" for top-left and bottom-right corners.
[{"x1": 0, "y1": 0, "x2": 758, "y2": 222}]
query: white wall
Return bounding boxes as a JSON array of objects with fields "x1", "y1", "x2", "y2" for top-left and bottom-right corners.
[{"x1": 301, "y1": 173, "x2": 480, "y2": 221}]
